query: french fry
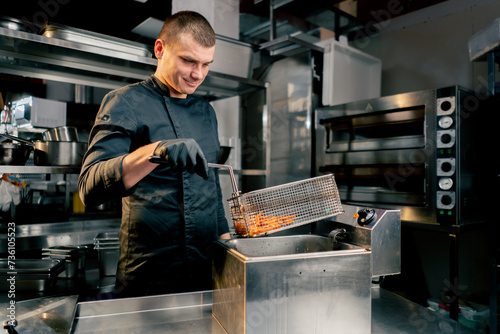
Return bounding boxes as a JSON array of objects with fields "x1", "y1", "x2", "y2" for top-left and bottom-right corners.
[{"x1": 247, "y1": 211, "x2": 296, "y2": 236}]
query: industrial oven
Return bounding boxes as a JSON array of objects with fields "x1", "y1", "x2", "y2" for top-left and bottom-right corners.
[{"x1": 314, "y1": 86, "x2": 488, "y2": 225}]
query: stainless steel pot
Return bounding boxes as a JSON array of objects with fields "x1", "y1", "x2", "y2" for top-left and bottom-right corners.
[
  {"x1": 34, "y1": 141, "x2": 87, "y2": 166},
  {"x1": 42, "y1": 126, "x2": 79, "y2": 142},
  {"x1": 0, "y1": 142, "x2": 32, "y2": 165},
  {"x1": 1, "y1": 133, "x2": 87, "y2": 166}
]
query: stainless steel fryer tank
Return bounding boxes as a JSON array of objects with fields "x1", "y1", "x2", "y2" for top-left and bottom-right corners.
[
  {"x1": 212, "y1": 235, "x2": 372, "y2": 334},
  {"x1": 212, "y1": 204, "x2": 401, "y2": 334}
]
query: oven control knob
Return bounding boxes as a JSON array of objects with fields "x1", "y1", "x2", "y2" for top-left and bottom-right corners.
[
  {"x1": 357, "y1": 209, "x2": 376, "y2": 226},
  {"x1": 441, "y1": 161, "x2": 453, "y2": 173},
  {"x1": 440, "y1": 100, "x2": 452, "y2": 112},
  {"x1": 440, "y1": 133, "x2": 452, "y2": 144},
  {"x1": 441, "y1": 195, "x2": 453, "y2": 206}
]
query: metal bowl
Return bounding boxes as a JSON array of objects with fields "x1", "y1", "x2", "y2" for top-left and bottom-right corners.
[{"x1": 0, "y1": 142, "x2": 32, "y2": 165}]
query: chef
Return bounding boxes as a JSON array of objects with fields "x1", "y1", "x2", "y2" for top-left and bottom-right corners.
[{"x1": 78, "y1": 10, "x2": 231, "y2": 298}]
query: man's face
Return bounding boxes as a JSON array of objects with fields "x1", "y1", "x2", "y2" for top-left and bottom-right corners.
[{"x1": 154, "y1": 33, "x2": 215, "y2": 98}]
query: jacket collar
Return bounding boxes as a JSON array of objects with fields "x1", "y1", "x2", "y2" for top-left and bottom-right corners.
[{"x1": 147, "y1": 75, "x2": 171, "y2": 97}]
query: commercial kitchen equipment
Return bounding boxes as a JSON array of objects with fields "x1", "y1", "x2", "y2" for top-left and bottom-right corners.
[
  {"x1": 227, "y1": 171, "x2": 343, "y2": 237},
  {"x1": 11, "y1": 96, "x2": 66, "y2": 129},
  {"x1": 0, "y1": 218, "x2": 121, "y2": 252},
  {"x1": 212, "y1": 204, "x2": 400, "y2": 334},
  {"x1": 321, "y1": 38, "x2": 381, "y2": 106},
  {"x1": 65, "y1": 288, "x2": 478, "y2": 334},
  {"x1": 315, "y1": 85, "x2": 487, "y2": 226},
  {"x1": 0, "y1": 258, "x2": 64, "y2": 292},
  {"x1": 1, "y1": 132, "x2": 87, "y2": 166},
  {"x1": 1, "y1": 294, "x2": 78, "y2": 334},
  {"x1": 94, "y1": 232, "x2": 119, "y2": 277},
  {"x1": 42, "y1": 245, "x2": 88, "y2": 279},
  {"x1": 0, "y1": 142, "x2": 31, "y2": 165},
  {"x1": 42, "y1": 126, "x2": 79, "y2": 142},
  {"x1": 146, "y1": 161, "x2": 344, "y2": 237},
  {"x1": 314, "y1": 85, "x2": 495, "y2": 325}
]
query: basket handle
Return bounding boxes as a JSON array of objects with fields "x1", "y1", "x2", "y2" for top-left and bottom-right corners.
[
  {"x1": 207, "y1": 163, "x2": 240, "y2": 195},
  {"x1": 148, "y1": 156, "x2": 240, "y2": 195}
]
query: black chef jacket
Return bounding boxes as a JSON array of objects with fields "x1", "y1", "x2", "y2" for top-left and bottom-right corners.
[{"x1": 78, "y1": 76, "x2": 229, "y2": 297}]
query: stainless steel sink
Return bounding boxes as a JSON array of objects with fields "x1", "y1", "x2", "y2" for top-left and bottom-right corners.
[{"x1": 221, "y1": 234, "x2": 363, "y2": 258}]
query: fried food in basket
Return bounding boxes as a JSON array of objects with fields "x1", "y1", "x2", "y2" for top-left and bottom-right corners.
[{"x1": 235, "y1": 211, "x2": 296, "y2": 237}]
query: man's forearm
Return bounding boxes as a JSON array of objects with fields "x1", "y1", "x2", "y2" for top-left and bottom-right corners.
[{"x1": 122, "y1": 141, "x2": 160, "y2": 190}]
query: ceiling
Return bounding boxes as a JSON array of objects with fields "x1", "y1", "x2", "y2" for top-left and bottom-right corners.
[{"x1": 1, "y1": 0, "x2": 449, "y2": 45}]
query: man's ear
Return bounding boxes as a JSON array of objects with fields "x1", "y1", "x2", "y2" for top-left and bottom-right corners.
[{"x1": 154, "y1": 40, "x2": 164, "y2": 59}]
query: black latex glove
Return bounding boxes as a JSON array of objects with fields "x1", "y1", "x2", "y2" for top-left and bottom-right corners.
[{"x1": 152, "y1": 138, "x2": 208, "y2": 179}]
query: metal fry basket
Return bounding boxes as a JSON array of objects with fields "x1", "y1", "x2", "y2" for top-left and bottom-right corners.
[{"x1": 209, "y1": 163, "x2": 343, "y2": 237}]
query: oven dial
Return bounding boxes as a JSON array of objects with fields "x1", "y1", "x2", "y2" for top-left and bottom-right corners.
[
  {"x1": 437, "y1": 191, "x2": 455, "y2": 209},
  {"x1": 438, "y1": 116, "x2": 453, "y2": 129},
  {"x1": 437, "y1": 130, "x2": 455, "y2": 148},
  {"x1": 438, "y1": 177, "x2": 453, "y2": 190},
  {"x1": 437, "y1": 158, "x2": 455, "y2": 176},
  {"x1": 437, "y1": 97, "x2": 456, "y2": 115}
]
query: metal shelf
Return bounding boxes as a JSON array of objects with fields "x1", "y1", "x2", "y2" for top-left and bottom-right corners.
[
  {"x1": 0, "y1": 27, "x2": 266, "y2": 100},
  {"x1": 260, "y1": 32, "x2": 324, "y2": 57},
  {"x1": 255, "y1": 0, "x2": 377, "y2": 56},
  {"x1": 0, "y1": 166, "x2": 269, "y2": 176},
  {"x1": 0, "y1": 165, "x2": 80, "y2": 174}
]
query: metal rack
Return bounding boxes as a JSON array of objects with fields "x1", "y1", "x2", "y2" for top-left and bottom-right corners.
[
  {"x1": 255, "y1": 0, "x2": 377, "y2": 56},
  {"x1": 468, "y1": 17, "x2": 500, "y2": 96},
  {"x1": 0, "y1": 26, "x2": 266, "y2": 100},
  {"x1": 0, "y1": 166, "x2": 80, "y2": 174}
]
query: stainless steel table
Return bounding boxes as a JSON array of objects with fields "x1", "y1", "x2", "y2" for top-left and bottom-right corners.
[
  {"x1": 371, "y1": 288, "x2": 480, "y2": 333},
  {"x1": 0, "y1": 218, "x2": 121, "y2": 252},
  {"x1": 0, "y1": 289, "x2": 481, "y2": 333}
]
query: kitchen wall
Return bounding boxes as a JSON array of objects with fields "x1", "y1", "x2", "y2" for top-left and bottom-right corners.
[{"x1": 354, "y1": 0, "x2": 500, "y2": 97}]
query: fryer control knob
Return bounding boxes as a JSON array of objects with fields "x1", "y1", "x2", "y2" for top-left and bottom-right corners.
[{"x1": 357, "y1": 209, "x2": 376, "y2": 226}]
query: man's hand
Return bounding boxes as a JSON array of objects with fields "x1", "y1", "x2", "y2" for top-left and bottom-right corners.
[{"x1": 153, "y1": 139, "x2": 208, "y2": 179}]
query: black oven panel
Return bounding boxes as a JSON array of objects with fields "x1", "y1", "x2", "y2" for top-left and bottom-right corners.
[{"x1": 315, "y1": 86, "x2": 485, "y2": 225}]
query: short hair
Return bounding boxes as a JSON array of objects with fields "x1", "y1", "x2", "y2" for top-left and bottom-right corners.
[{"x1": 157, "y1": 11, "x2": 216, "y2": 48}]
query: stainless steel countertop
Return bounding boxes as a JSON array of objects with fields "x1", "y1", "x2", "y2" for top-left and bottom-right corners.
[
  {"x1": 70, "y1": 288, "x2": 478, "y2": 334},
  {"x1": 0, "y1": 218, "x2": 121, "y2": 252},
  {"x1": 0, "y1": 295, "x2": 78, "y2": 333},
  {"x1": 0, "y1": 288, "x2": 480, "y2": 333}
]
